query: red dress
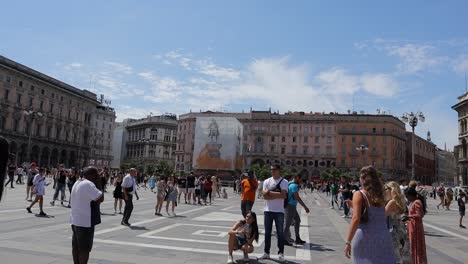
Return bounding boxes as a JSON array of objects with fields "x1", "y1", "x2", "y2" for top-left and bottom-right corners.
[{"x1": 408, "y1": 200, "x2": 427, "y2": 264}]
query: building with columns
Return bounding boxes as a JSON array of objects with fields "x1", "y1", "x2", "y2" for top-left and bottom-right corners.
[
  {"x1": 0, "y1": 55, "x2": 114, "y2": 168},
  {"x1": 123, "y1": 114, "x2": 178, "y2": 170},
  {"x1": 452, "y1": 92, "x2": 468, "y2": 185},
  {"x1": 176, "y1": 110, "x2": 413, "y2": 181},
  {"x1": 405, "y1": 132, "x2": 436, "y2": 185}
]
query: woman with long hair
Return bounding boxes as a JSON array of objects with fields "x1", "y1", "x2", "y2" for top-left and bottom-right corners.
[
  {"x1": 227, "y1": 211, "x2": 260, "y2": 264},
  {"x1": 165, "y1": 176, "x2": 178, "y2": 216},
  {"x1": 344, "y1": 166, "x2": 395, "y2": 263},
  {"x1": 155, "y1": 176, "x2": 167, "y2": 216},
  {"x1": 113, "y1": 173, "x2": 124, "y2": 214},
  {"x1": 385, "y1": 181, "x2": 411, "y2": 264},
  {"x1": 26, "y1": 167, "x2": 48, "y2": 216},
  {"x1": 446, "y1": 187, "x2": 454, "y2": 210},
  {"x1": 66, "y1": 167, "x2": 78, "y2": 208},
  {"x1": 406, "y1": 187, "x2": 427, "y2": 264}
]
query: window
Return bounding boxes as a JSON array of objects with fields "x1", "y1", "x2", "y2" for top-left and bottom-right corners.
[
  {"x1": 281, "y1": 147, "x2": 285, "y2": 154},
  {"x1": 60, "y1": 96, "x2": 63, "y2": 102},
  {"x1": 6, "y1": 76, "x2": 10, "y2": 83},
  {"x1": 41, "y1": 89, "x2": 45, "y2": 95},
  {"x1": 39, "y1": 101, "x2": 43, "y2": 110},
  {"x1": 341, "y1": 146, "x2": 346, "y2": 154},
  {"x1": 341, "y1": 159, "x2": 346, "y2": 166},
  {"x1": 50, "y1": 103, "x2": 54, "y2": 112},
  {"x1": 373, "y1": 136, "x2": 376, "y2": 142},
  {"x1": 292, "y1": 136, "x2": 296, "y2": 143},
  {"x1": 19, "y1": 81, "x2": 23, "y2": 87},
  {"x1": 270, "y1": 145, "x2": 275, "y2": 152},
  {"x1": 383, "y1": 128, "x2": 386, "y2": 134},
  {"x1": 304, "y1": 126, "x2": 309, "y2": 133},
  {"x1": 327, "y1": 126, "x2": 331, "y2": 134},
  {"x1": 315, "y1": 126, "x2": 320, "y2": 133},
  {"x1": 327, "y1": 136, "x2": 331, "y2": 144},
  {"x1": 51, "y1": 93, "x2": 55, "y2": 98},
  {"x1": 282, "y1": 136, "x2": 285, "y2": 143},
  {"x1": 30, "y1": 85, "x2": 35, "y2": 91},
  {"x1": 282, "y1": 126, "x2": 286, "y2": 132},
  {"x1": 13, "y1": 119, "x2": 19, "y2": 132},
  {"x1": 314, "y1": 146, "x2": 320, "y2": 155},
  {"x1": 315, "y1": 136, "x2": 319, "y2": 144},
  {"x1": 352, "y1": 136, "x2": 356, "y2": 143},
  {"x1": 271, "y1": 136, "x2": 275, "y2": 142},
  {"x1": 303, "y1": 146, "x2": 308, "y2": 155},
  {"x1": 352, "y1": 159, "x2": 356, "y2": 167},
  {"x1": 17, "y1": 94, "x2": 22, "y2": 104},
  {"x1": 382, "y1": 159, "x2": 386, "y2": 169},
  {"x1": 29, "y1": 97, "x2": 33, "y2": 107},
  {"x1": 372, "y1": 127, "x2": 376, "y2": 133},
  {"x1": 293, "y1": 126, "x2": 297, "y2": 133},
  {"x1": 4, "y1": 90, "x2": 9, "y2": 100},
  {"x1": 304, "y1": 136, "x2": 308, "y2": 143},
  {"x1": 47, "y1": 126, "x2": 52, "y2": 138},
  {"x1": 342, "y1": 136, "x2": 345, "y2": 142},
  {"x1": 292, "y1": 146, "x2": 297, "y2": 154}
]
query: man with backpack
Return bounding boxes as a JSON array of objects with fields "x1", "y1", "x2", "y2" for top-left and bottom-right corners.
[
  {"x1": 240, "y1": 171, "x2": 258, "y2": 217},
  {"x1": 284, "y1": 174, "x2": 310, "y2": 246},
  {"x1": 260, "y1": 164, "x2": 288, "y2": 263}
]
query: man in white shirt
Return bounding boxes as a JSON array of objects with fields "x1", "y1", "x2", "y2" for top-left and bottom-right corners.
[
  {"x1": 260, "y1": 164, "x2": 289, "y2": 262},
  {"x1": 70, "y1": 166, "x2": 103, "y2": 264},
  {"x1": 121, "y1": 168, "x2": 139, "y2": 226}
]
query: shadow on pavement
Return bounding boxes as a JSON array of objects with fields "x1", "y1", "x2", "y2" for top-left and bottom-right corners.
[
  {"x1": 35, "y1": 214, "x2": 55, "y2": 218},
  {"x1": 129, "y1": 226, "x2": 148, "y2": 231}
]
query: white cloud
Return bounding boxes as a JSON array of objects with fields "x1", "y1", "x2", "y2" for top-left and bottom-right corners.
[
  {"x1": 360, "y1": 73, "x2": 399, "y2": 97},
  {"x1": 454, "y1": 55, "x2": 468, "y2": 75},
  {"x1": 64, "y1": 62, "x2": 83, "y2": 70},
  {"x1": 104, "y1": 61, "x2": 133, "y2": 74},
  {"x1": 382, "y1": 43, "x2": 446, "y2": 74},
  {"x1": 138, "y1": 71, "x2": 182, "y2": 102}
]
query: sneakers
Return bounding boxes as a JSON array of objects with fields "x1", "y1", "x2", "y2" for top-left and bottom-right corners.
[
  {"x1": 330, "y1": 206, "x2": 334, "y2": 209},
  {"x1": 38, "y1": 211, "x2": 47, "y2": 217},
  {"x1": 278, "y1": 253, "x2": 286, "y2": 263},
  {"x1": 460, "y1": 225, "x2": 466, "y2": 229},
  {"x1": 50, "y1": 201, "x2": 55, "y2": 206},
  {"x1": 342, "y1": 215, "x2": 348, "y2": 218},
  {"x1": 227, "y1": 255, "x2": 235, "y2": 264},
  {"x1": 284, "y1": 240, "x2": 294, "y2": 246},
  {"x1": 26, "y1": 207, "x2": 32, "y2": 213},
  {"x1": 259, "y1": 253, "x2": 270, "y2": 260}
]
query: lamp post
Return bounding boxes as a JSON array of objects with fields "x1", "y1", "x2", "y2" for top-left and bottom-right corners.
[
  {"x1": 24, "y1": 110, "x2": 44, "y2": 163},
  {"x1": 356, "y1": 144, "x2": 369, "y2": 168},
  {"x1": 401, "y1": 111, "x2": 425, "y2": 181}
]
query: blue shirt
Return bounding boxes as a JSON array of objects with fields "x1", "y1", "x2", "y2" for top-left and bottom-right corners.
[{"x1": 287, "y1": 182, "x2": 299, "y2": 206}]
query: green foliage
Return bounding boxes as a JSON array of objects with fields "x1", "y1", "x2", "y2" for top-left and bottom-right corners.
[
  {"x1": 156, "y1": 160, "x2": 174, "y2": 176},
  {"x1": 146, "y1": 164, "x2": 155, "y2": 175},
  {"x1": 250, "y1": 164, "x2": 270, "y2": 181}
]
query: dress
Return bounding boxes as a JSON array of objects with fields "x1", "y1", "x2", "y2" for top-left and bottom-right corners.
[
  {"x1": 352, "y1": 198, "x2": 396, "y2": 263},
  {"x1": 33, "y1": 174, "x2": 47, "y2": 196},
  {"x1": 156, "y1": 181, "x2": 166, "y2": 198},
  {"x1": 408, "y1": 200, "x2": 427, "y2": 264},
  {"x1": 388, "y1": 213, "x2": 411, "y2": 264},
  {"x1": 167, "y1": 183, "x2": 177, "y2": 202},
  {"x1": 113, "y1": 181, "x2": 123, "y2": 199}
]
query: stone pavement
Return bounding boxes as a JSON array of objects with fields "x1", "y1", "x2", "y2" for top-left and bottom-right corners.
[{"x1": 2, "y1": 184, "x2": 467, "y2": 263}]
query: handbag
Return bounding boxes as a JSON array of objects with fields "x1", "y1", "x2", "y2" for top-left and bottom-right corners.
[
  {"x1": 32, "y1": 186, "x2": 38, "y2": 195},
  {"x1": 359, "y1": 191, "x2": 369, "y2": 224}
]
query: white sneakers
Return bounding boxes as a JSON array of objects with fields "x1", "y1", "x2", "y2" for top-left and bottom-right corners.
[
  {"x1": 278, "y1": 253, "x2": 286, "y2": 262},
  {"x1": 227, "y1": 255, "x2": 235, "y2": 264},
  {"x1": 259, "y1": 253, "x2": 270, "y2": 260}
]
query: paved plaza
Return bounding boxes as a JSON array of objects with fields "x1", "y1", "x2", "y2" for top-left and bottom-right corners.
[{"x1": 1, "y1": 184, "x2": 468, "y2": 263}]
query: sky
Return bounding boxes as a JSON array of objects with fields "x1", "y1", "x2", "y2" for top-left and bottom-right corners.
[{"x1": 1, "y1": 1, "x2": 467, "y2": 150}]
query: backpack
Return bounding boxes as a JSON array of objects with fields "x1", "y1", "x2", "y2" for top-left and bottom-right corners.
[{"x1": 284, "y1": 182, "x2": 295, "y2": 208}]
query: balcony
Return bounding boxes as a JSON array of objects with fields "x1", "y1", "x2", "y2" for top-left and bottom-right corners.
[{"x1": 369, "y1": 150, "x2": 379, "y2": 157}]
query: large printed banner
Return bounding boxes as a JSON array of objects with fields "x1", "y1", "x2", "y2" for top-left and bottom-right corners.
[{"x1": 192, "y1": 117, "x2": 244, "y2": 170}]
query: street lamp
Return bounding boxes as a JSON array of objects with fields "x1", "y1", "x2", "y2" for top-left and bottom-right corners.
[
  {"x1": 356, "y1": 144, "x2": 369, "y2": 168},
  {"x1": 401, "y1": 111, "x2": 425, "y2": 181},
  {"x1": 24, "y1": 110, "x2": 44, "y2": 163}
]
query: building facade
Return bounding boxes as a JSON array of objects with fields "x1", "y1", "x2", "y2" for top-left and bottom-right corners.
[
  {"x1": 405, "y1": 132, "x2": 436, "y2": 184},
  {"x1": 435, "y1": 148, "x2": 457, "y2": 184},
  {"x1": 124, "y1": 115, "x2": 178, "y2": 170},
  {"x1": 0, "y1": 55, "x2": 114, "y2": 168},
  {"x1": 89, "y1": 104, "x2": 116, "y2": 168},
  {"x1": 176, "y1": 110, "x2": 413, "y2": 182},
  {"x1": 110, "y1": 120, "x2": 129, "y2": 169},
  {"x1": 452, "y1": 92, "x2": 468, "y2": 185}
]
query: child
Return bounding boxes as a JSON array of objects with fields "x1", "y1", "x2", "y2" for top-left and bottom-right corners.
[
  {"x1": 458, "y1": 192, "x2": 466, "y2": 228},
  {"x1": 223, "y1": 188, "x2": 228, "y2": 199}
]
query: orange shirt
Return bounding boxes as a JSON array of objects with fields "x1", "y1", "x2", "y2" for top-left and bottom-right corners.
[{"x1": 241, "y1": 178, "x2": 258, "y2": 202}]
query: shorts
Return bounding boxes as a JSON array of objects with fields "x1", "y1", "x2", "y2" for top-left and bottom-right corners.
[
  {"x1": 195, "y1": 189, "x2": 201, "y2": 196},
  {"x1": 187, "y1": 188, "x2": 195, "y2": 193},
  {"x1": 236, "y1": 236, "x2": 246, "y2": 248},
  {"x1": 460, "y1": 210, "x2": 466, "y2": 217},
  {"x1": 178, "y1": 187, "x2": 187, "y2": 194},
  {"x1": 72, "y1": 225, "x2": 95, "y2": 252}
]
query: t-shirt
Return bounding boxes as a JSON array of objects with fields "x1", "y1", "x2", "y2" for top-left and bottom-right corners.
[
  {"x1": 241, "y1": 178, "x2": 258, "y2": 202},
  {"x1": 58, "y1": 170, "x2": 67, "y2": 184},
  {"x1": 187, "y1": 175, "x2": 195, "y2": 188},
  {"x1": 331, "y1": 184, "x2": 338, "y2": 195},
  {"x1": 122, "y1": 174, "x2": 137, "y2": 194},
  {"x1": 458, "y1": 197, "x2": 466, "y2": 212},
  {"x1": 7, "y1": 163, "x2": 16, "y2": 177},
  {"x1": 178, "y1": 178, "x2": 187, "y2": 188},
  {"x1": 340, "y1": 183, "x2": 352, "y2": 200},
  {"x1": 263, "y1": 177, "x2": 289, "y2": 213},
  {"x1": 287, "y1": 182, "x2": 299, "y2": 206},
  {"x1": 70, "y1": 179, "x2": 102, "y2": 228}
]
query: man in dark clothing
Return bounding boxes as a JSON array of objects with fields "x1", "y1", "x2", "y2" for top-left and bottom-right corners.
[
  {"x1": 339, "y1": 176, "x2": 352, "y2": 218},
  {"x1": 186, "y1": 173, "x2": 196, "y2": 204},
  {"x1": 4, "y1": 157, "x2": 16, "y2": 188},
  {"x1": 50, "y1": 164, "x2": 67, "y2": 206},
  {"x1": 0, "y1": 137, "x2": 10, "y2": 200}
]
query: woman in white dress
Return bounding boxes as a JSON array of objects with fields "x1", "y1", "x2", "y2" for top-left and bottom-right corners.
[{"x1": 26, "y1": 168, "x2": 48, "y2": 216}]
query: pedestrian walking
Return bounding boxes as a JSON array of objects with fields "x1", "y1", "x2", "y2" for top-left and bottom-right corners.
[
  {"x1": 344, "y1": 166, "x2": 395, "y2": 264},
  {"x1": 260, "y1": 164, "x2": 288, "y2": 263},
  {"x1": 458, "y1": 192, "x2": 466, "y2": 228},
  {"x1": 330, "y1": 181, "x2": 339, "y2": 209},
  {"x1": 240, "y1": 172, "x2": 258, "y2": 218},
  {"x1": 50, "y1": 164, "x2": 67, "y2": 206},
  {"x1": 121, "y1": 168, "x2": 139, "y2": 226},
  {"x1": 339, "y1": 176, "x2": 352, "y2": 218},
  {"x1": 195, "y1": 175, "x2": 202, "y2": 205},
  {"x1": 155, "y1": 176, "x2": 167, "y2": 216},
  {"x1": 149, "y1": 175, "x2": 156, "y2": 193},
  {"x1": 26, "y1": 163, "x2": 38, "y2": 201},
  {"x1": 204, "y1": 176, "x2": 213, "y2": 205},
  {"x1": 284, "y1": 174, "x2": 310, "y2": 246},
  {"x1": 385, "y1": 181, "x2": 411, "y2": 264},
  {"x1": 405, "y1": 187, "x2": 427, "y2": 264},
  {"x1": 436, "y1": 184, "x2": 445, "y2": 210},
  {"x1": 15, "y1": 166, "x2": 24, "y2": 184},
  {"x1": 446, "y1": 187, "x2": 454, "y2": 210},
  {"x1": 212, "y1": 175, "x2": 220, "y2": 199},
  {"x1": 177, "y1": 175, "x2": 187, "y2": 204},
  {"x1": 186, "y1": 173, "x2": 196, "y2": 204},
  {"x1": 26, "y1": 167, "x2": 49, "y2": 216},
  {"x1": 227, "y1": 212, "x2": 260, "y2": 264},
  {"x1": 113, "y1": 173, "x2": 124, "y2": 214},
  {"x1": 4, "y1": 156, "x2": 16, "y2": 188},
  {"x1": 67, "y1": 168, "x2": 78, "y2": 208},
  {"x1": 165, "y1": 176, "x2": 178, "y2": 216},
  {"x1": 70, "y1": 166, "x2": 104, "y2": 264},
  {"x1": 0, "y1": 137, "x2": 8, "y2": 201}
]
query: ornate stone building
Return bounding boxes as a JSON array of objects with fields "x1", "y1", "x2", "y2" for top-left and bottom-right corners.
[
  {"x1": 0, "y1": 55, "x2": 114, "y2": 168},
  {"x1": 123, "y1": 114, "x2": 178, "y2": 170},
  {"x1": 176, "y1": 110, "x2": 411, "y2": 181},
  {"x1": 452, "y1": 92, "x2": 468, "y2": 185},
  {"x1": 405, "y1": 132, "x2": 436, "y2": 185}
]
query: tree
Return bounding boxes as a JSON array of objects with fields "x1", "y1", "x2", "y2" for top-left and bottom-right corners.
[
  {"x1": 250, "y1": 164, "x2": 270, "y2": 181},
  {"x1": 156, "y1": 160, "x2": 174, "y2": 176},
  {"x1": 146, "y1": 164, "x2": 155, "y2": 175}
]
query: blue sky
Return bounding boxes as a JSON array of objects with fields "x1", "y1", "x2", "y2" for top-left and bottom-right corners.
[{"x1": 1, "y1": 1, "x2": 468, "y2": 149}]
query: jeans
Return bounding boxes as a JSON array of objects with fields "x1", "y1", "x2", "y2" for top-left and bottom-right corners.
[
  {"x1": 343, "y1": 199, "x2": 350, "y2": 216},
  {"x1": 4, "y1": 175, "x2": 14, "y2": 187},
  {"x1": 284, "y1": 204, "x2": 301, "y2": 242},
  {"x1": 264, "y1": 211, "x2": 285, "y2": 255},
  {"x1": 241, "y1": 200, "x2": 254, "y2": 218},
  {"x1": 331, "y1": 194, "x2": 339, "y2": 208},
  {"x1": 53, "y1": 183, "x2": 66, "y2": 201},
  {"x1": 122, "y1": 194, "x2": 134, "y2": 223}
]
